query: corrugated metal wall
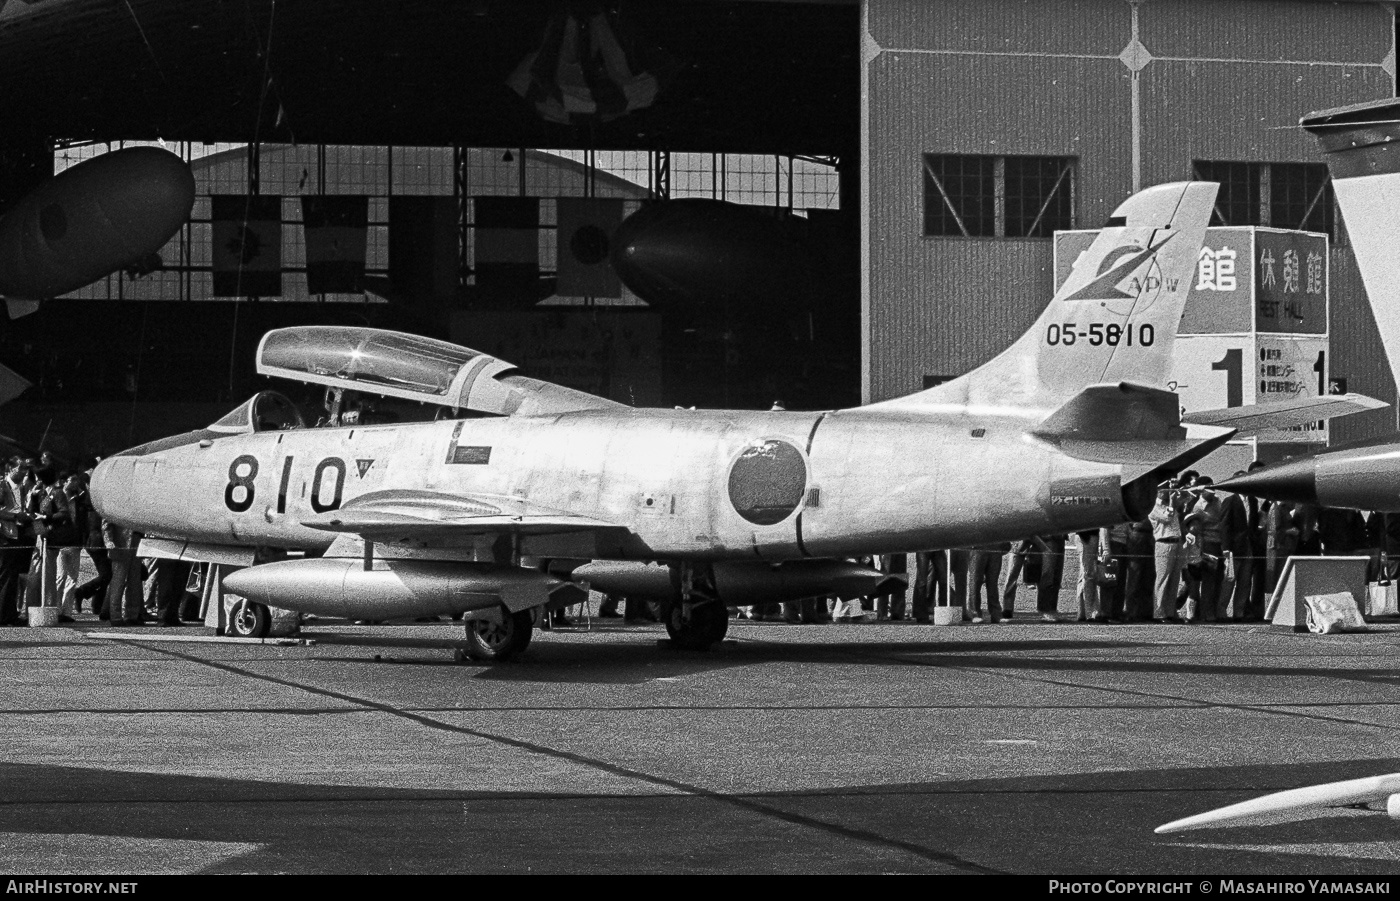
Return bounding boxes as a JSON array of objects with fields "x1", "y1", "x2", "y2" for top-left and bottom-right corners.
[{"x1": 864, "y1": 0, "x2": 1397, "y2": 443}]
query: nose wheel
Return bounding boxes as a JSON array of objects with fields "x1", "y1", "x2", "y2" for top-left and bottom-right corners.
[
  {"x1": 455, "y1": 606, "x2": 534, "y2": 662},
  {"x1": 228, "y1": 598, "x2": 270, "y2": 638}
]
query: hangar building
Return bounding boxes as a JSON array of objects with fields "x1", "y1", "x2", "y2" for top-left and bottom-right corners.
[
  {"x1": 0, "y1": 0, "x2": 1393, "y2": 462},
  {"x1": 861, "y1": 0, "x2": 1398, "y2": 453}
]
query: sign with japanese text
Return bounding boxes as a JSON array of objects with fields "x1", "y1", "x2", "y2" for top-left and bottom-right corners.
[
  {"x1": 1183, "y1": 229, "x2": 1252, "y2": 334},
  {"x1": 1168, "y1": 334, "x2": 1254, "y2": 415},
  {"x1": 1252, "y1": 335, "x2": 1329, "y2": 443},
  {"x1": 1055, "y1": 228, "x2": 1255, "y2": 335},
  {"x1": 1055, "y1": 225, "x2": 1329, "y2": 446},
  {"x1": 1254, "y1": 229, "x2": 1327, "y2": 334}
]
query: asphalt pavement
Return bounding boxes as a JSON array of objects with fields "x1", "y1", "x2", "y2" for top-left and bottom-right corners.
[{"x1": 1, "y1": 613, "x2": 1398, "y2": 874}]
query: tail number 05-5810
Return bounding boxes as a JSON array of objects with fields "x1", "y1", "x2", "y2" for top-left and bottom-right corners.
[
  {"x1": 224, "y1": 455, "x2": 346, "y2": 514},
  {"x1": 1046, "y1": 323, "x2": 1155, "y2": 347}
]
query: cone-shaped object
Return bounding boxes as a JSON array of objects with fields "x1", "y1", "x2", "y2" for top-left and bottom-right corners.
[
  {"x1": 1218, "y1": 457, "x2": 1319, "y2": 505},
  {"x1": 1219, "y1": 441, "x2": 1400, "y2": 511}
]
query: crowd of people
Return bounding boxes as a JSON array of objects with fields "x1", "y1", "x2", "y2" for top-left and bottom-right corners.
[
  {"x1": 0, "y1": 454, "x2": 196, "y2": 628},
  {"x1": 1, "y1": 453, "x2": 1389, "y2": 630},
  {"x1": 715, "y1": 465, "x2": 1393, "y2": 626}
]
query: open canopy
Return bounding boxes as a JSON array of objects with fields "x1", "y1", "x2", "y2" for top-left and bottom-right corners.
[
  {"x1": 257, "y1": 326, "x2": 521, "y2": 413},
  {"x1": 255, "y1": 325, "x2": 625, "y2": 416}
]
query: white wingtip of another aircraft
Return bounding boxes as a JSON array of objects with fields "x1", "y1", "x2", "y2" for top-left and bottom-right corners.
[{"x1": 1155, "y1": 772, "x2": 1400, "y2": 834}]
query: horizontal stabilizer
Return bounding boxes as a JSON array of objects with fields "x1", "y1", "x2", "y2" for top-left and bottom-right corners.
[
  {"x1": 1156, "y1": 771, "x2": 1400, "y2": 833},
  {"x1": 1184, "y1": 393, "x2": 1387, "y2": 434},
  {"x1": 1032, "y1": 382, "x2": 1234, "y2": 480},
  {"x1": 1049, "y1": 425, "x2": 1236, "y2": 484},
  {"x1": 300, "y1": 488, "x2": 621, "y2": 541},
  {"x1": 1034, "y1": 382, "x2": 1185, "y2": 442}
]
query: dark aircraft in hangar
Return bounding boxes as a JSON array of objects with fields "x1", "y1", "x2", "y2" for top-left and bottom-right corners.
[
  {"x1": 0, "y1": 147, "x2": 194, "y2": 317},
  {"x1": 610, "y1": 198, "x2": 847, "y2": 319}
]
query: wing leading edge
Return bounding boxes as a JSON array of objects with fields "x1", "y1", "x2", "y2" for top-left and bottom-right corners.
[{"x1": 1184, "y1": 393, "x2": 1388, "y2": 435}]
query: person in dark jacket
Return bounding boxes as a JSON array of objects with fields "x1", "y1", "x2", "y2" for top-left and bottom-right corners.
[{"x1": 1035, "y1": 534, "x2": 1067, "y2": 622}]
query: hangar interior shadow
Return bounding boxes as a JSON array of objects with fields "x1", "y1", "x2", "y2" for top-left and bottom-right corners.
[{"x1": 1, "y1": 758, "x2": 1398, "y2": 874}]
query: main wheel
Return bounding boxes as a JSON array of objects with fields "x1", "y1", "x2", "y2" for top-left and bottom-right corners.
[
  {"x1": 665, "y1": 600, "x2": 727, "y2": 651},
  {"x1": 706, "y1": 605, "x2": 730, "y2": 643},
  {"x1": 228, "y1": 598, "x2": 270, "y2": 638},
  {"x1": 461, "y1": 607, "x2": 534, "y2": 662}
]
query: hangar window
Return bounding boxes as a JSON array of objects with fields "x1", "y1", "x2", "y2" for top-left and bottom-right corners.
[
  {"x1": 1192, "y1": 161, "x2": 1335, "y2": 238},
  {"x1": 1269, "y1": 163, "x2": 1335, "y2": 236},
  {"x1": 922, "y1": 154, "x2": 1075, "y2": 238}
]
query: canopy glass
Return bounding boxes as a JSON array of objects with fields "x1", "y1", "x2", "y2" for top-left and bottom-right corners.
[{"x1": 257, "y1": 326, "x2": 503, "y2": 407}]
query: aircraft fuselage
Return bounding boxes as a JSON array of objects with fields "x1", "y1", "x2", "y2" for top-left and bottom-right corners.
[{"x1": 92, "y1": 406, "x2": 1132, "y2": 561}]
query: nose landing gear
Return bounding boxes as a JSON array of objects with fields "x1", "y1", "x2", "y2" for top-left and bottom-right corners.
[{"x1": 453, "y1": 605, "x2": 534, "y2": 663}]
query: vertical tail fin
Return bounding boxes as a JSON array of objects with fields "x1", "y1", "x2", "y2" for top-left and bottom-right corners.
[
  {"x1": 1303, "y1": 100, "x2": 1400, "y2": 394},
  {"x1": 875, "y1": 181, "x2": 1217, "y2": 413}
]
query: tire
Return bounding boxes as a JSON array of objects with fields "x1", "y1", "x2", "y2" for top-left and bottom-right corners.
[
  {"x1": 228, "y1": 598, "x2": 270, "y2": 638},
  {"x1": 665, "y1": 600, "x2": 726, "y2": 651},
  {"x1": 462, "y1": 607, "x2": 533, "y2": 662}
]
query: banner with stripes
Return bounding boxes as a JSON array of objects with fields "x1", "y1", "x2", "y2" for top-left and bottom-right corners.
[
  {"x1": 473, "y1": 196, "x2": 539, "y2": 298},
  {"x1": 301, "y1": 195, "x2": 369, "y2": 295},
  {"x1": 557, "y1": 197, "x2": 623, "y2": 298},
  {"x1": 211, "y1": 195, "x2": 282, "y2": 297},
  {"x1": 389, "y1": 196, "x2": 458, "y2": 302}
]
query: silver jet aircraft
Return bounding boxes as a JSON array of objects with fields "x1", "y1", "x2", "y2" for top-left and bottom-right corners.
[
  {"x1": 92, "y1": 181, "x2": 1233, "y2": 661},
  {"x1": 1220, "y1": 98, "x2": 1400, "y2": 510}
]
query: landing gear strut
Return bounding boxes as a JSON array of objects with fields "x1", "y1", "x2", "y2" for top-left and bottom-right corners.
[
  {"x1": 454, "y1": 606, "x2": 534, "y2": 662},
  {"x1": 663, "y1": 562, "x2": 728, "y2": 651}
]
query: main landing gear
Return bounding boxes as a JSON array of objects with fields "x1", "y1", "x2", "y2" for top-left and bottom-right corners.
[
  {"x1": 664, "y1": 599, "x2": 729, "y2": 651},
  {"x1": 453, "y1": 605, "x2": 534, "y2": 663},
  {"x1": 662, "y1": 562, "x2": 729, "y2": 651}
]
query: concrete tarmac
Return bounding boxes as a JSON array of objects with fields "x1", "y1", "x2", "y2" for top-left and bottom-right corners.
[{"x1": 1, "y1": 614, "x2": 1399, "y2": 875}]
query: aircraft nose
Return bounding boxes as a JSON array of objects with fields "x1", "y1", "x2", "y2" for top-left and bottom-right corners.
[{"x1": 88, "y1": 456, "x2": 126, "y2": 521}]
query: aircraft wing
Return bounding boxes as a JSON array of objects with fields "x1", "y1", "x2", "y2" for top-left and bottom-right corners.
[
  {"x1": 300, "y1": 489, "x2": 625, "y2": 541},
  {"x1": 1156, "y1": 771, "x2": 1400, "y2": 833},
  {"x1": 1183, "y1": 393, "x2": 1387, "y2": 435}
]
